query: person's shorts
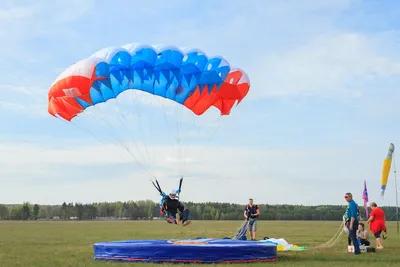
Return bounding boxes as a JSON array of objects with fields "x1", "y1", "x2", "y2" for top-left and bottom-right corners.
[
  {"x1": 374, "y1": 230, "x2": 382, "y2": 238},
  {"x1": 247, "y1": 219, "x2": 257, "y2": 232}
]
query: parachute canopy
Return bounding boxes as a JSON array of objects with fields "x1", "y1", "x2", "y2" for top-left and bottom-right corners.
[{"x1": 48, "y1": 43, "x2": 250, "y2": 121}]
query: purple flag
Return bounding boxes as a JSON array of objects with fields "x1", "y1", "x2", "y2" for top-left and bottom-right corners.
[{"x1": 362, "y1": 180, "x2": 369, "y2": 218}]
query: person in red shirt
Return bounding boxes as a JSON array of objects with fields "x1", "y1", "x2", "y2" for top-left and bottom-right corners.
[{"x1": 367, "y1": 202, "x2": 387, "y2": 249}]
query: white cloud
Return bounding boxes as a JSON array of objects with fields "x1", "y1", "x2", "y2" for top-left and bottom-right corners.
[
  {"x1": 0, "y1": 101, "x2": 25, "y2": 111},
  {"x1": 0, "y1": 0, "x2": 94, "y2": 39},
  {"x1": 249, "y1": 32, "x2": 400, "y2": 99},
  {"x1": 0, "y1": 141, "x2": 398, "y2": 206},
  {"x1": 0, "y1": 84, "x2": 48, "y2": 118},
  {"x1": 0, "y1": 0, "x2": 95, "y2": 64}
]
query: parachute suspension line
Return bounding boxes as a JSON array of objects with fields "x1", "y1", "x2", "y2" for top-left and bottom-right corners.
[
  {"x1": 130, "y1": 91, "x2": 153, "y2": 170},
  {"x1": 114, "y1": 95, "x2": 153, "y2": 173},
  {"x1": 181, "y1": 110, "x2": 201, "y2": 176},
  {"x1": 69, "y1": 120, "x2": 132, "y2": 164},
  {"x1": 193, "y1": 113, "x2": 223, "y2": 161},
  {"x1": 159, "y1": 97, "x2": 184, "y2": 178},
  {"x1": 145, "y1": 94, "x2": 156, "y2": 167},
  {"x1": 86, "y1": 105, "x2": 155, "y2": 178},
  {"x1": 310, "y1": 222, "x2": 345, "y2": 250},
  {"x1": 124, "y1": 146, "x2": 157, "y2": 179},
  {"x1": 181, "y1": 110, "x2": 198, "y2": 177},
  {"x1": 203, "y1": 114, "x2": 223, "y2": 145},
  {"x1": 78, "y1": 108, "x2": 132, "y2": 150},
  {"x1": 87, "y1": 107, "x2": 136, "y2": 155},
  {"x1": 137, "y1": 107, "x2": 152, "y2": 169},
  {"x1": 54, "y1": 117, "x2": 131, "y2": 166},
  {"x1": 175, "y1": 103, "x2": 185, "y2": 178}
]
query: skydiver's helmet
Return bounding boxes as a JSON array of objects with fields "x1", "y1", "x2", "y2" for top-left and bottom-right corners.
[{"x1": 169, "y1": 189, "x2": 177, "y2": 199}]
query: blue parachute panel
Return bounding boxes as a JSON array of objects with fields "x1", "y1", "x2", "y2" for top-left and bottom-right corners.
[
  {"x1": 93, "y1": 238, "x2": 277, "y2": 264},
  {"x1": 85, "y1": 45, "x2": 231, "y2": 110}
]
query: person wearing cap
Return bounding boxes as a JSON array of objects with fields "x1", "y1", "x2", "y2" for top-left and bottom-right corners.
[{"x1": 160, "y1": 189, "x2": 191, "y2": 226}]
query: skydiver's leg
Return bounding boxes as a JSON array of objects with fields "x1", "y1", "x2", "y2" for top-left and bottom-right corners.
[
  {"x1": 180, "y1": 209, "x2": 189, "y2": 222},
  {"x1": 166, "y1": 212, "x2": 177, "y2": 224},
  {"x1": 181, "y1": 209, "x2": 191, "y2": 226}
]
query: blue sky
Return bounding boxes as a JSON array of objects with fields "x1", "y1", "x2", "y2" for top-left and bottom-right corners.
[{"x1": 0, "y1": 0, "x2": 399, "y2": 206}]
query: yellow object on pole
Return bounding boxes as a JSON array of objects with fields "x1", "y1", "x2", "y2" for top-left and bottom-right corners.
[{"x1": 381, "y1": 143, "x2": 395, "y2": 197}]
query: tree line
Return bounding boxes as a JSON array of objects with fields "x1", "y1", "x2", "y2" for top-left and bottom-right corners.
[{"x1": 0, "y1": 201, "x2": 398, "y2": 221}]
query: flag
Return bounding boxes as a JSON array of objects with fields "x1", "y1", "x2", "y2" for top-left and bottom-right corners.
[{"x1": 362, "y1": 180, "x2": 369, "y2": 218}]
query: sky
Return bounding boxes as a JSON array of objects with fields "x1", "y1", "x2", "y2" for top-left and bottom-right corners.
[{"x1": 0, "y1": 0, "x2": 399, "y2": 206}]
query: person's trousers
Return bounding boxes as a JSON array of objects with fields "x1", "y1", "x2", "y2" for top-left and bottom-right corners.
[
  {"x1": 180, "y1": 209, "x2": 189, "y2": 223},
  {"x1": 348, "y1": 220, "x2": 361, "y2": 254},
  {"x1": 360, "y1": 239, "x2": 370, "y2": 246}
]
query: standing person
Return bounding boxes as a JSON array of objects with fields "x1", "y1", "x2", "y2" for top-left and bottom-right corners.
[
  {"x1": 344, "y1": 192, "x2": 361, "y2": 255},
  {"x1": 367, "y1": 202, "x2": 387, "y2": 249},
  {"x1": 244, "y1": 198, "x2": 260, "y2": 241},
  {"x1": 344, "y1": 208, "x2": 361, "y2": 246}
]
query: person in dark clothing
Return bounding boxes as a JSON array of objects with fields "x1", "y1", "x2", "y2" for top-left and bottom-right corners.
[
  {"x1": 346, "y1": 208, "x2": 361, "y2": 246},
  {"x1": 160, "y1": 189, "x2": 191, "y2": 226},
  {"x1": 244, "y1": 198, "x2": 260, "y2": 241}
]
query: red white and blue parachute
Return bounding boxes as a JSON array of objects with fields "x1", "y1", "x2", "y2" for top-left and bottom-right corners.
[
  {"x1": 47, "y1": 43, "x2": 250, "y2": 182},
  {"x1": 48, "y1": 44, "x2": 250, "y2": 121}
]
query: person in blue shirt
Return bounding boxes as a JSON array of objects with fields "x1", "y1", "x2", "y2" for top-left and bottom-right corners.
[{"x1": 344, "y1": 192, "x2": 361, "y2": 255}]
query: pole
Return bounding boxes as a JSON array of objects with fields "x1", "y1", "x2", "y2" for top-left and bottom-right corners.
[{"x1": 394, "y1": 153, "x2": 399, "y2": 234}]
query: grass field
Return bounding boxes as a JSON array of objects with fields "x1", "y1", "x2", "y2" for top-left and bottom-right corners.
[{"x1": 1, "y1": 220, "x2": 399, "y2": 267}]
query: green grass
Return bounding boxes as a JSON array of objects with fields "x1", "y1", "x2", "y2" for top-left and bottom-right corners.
[{"x1": 1, "y1": 220, "x2": 399, "y2": 266}]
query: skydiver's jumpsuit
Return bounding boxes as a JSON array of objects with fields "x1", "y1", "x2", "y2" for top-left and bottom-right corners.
[{"x1": 160, "y1": 197, "x2": 190, "y2": 224}]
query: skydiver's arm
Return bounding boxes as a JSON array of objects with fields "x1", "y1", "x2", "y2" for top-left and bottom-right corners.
[
  {"x1": 160, "y1": 199, "x2": 167, "y2": 214},
  {"x1": 254, "y1": 207, "x2": 260, "y2": 217}
]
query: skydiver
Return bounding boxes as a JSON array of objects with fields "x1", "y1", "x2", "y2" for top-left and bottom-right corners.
[{"x1": 160, "y1": 189, "x2": 191, "y2": 226}]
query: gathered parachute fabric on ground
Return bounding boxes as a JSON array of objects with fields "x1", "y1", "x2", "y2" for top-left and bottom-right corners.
[{"x1": 259, "y1": 238, "x2": 307, "y2": 252}]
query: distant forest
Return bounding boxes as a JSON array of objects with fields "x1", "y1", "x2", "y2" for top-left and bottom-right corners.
[{"x1": 0, "y1": 201, "x2": 398, "y2": 221}]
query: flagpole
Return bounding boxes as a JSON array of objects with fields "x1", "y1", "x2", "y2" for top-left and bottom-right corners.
[{"x1": 393, "y1": 152, "x2": 399, "y2": 234}]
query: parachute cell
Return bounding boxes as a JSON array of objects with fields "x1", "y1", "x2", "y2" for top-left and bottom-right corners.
[{"x1": 48, "y1": 44, "x2": 250, "y2": 121}]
